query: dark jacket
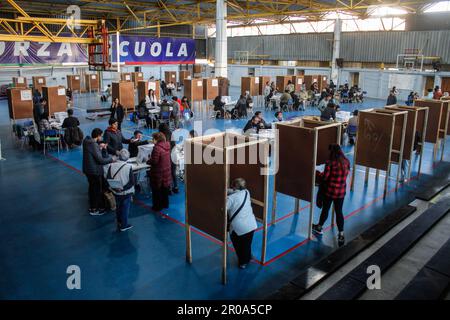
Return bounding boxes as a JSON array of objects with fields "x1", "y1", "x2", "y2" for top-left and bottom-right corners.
[
  {"x1": 235, "y1": 98, "x2": 247, "y2": 117},
  {"x1": 82, "y1": 136, "x2": 113, "y2": 175},
  {"x1": 110, "y1": 103, "x2": 125, "y2": 122},
  {"x1": 103, "y1": 127, "x2": 130, "y2": 155},
  {"x1": 128, "y1": 139, "x2": 149, "y2": 158},
  {"x1": 243, "y1": 120, "x2": 259, "y2": 133},
  {"x1": 64, "y1": 127, "x2": 84, "y2": 146},
  {"x1": 62, "y1": 116, "x2": 80, "y2": 128},
  {"x1": 147, "y1": 141, "x2": 172, "y2": 188},
  {"x1": 386, "y1": 95, "x2": 397, "y2": 106},
  {"x1": 33, "y1": 102, "x2": 44, "y2": 124},
  {"x1": 320, "y1": 106, "x2": 336, "y2": 121}
]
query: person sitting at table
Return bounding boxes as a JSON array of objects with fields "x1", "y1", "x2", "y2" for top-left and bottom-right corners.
[
  {"x1": 317, "y1": 93, "x2": 332, "y2": 113},
  {"x1": 243, "y1": 116, "x2": 261, "y2": 134},
  {"x1": 147, "y1": 132, "x2": 172, "y2": 211},
  {"x1": 320, "y1": 102, "x2": 337, "y2": 122},
  {"x1": 103, "y1": 118, "x2": 131, "y2": 156},
  {"x1": 128, "y1": 130, "x2": 150, "y2": 158},
  {"x1": 213, "y1": 95, "x2": 225, "y2": 119},
  {"x1": 110, "y1": 97, "x2": 125, "y2": 131},
  {"x1": 279, "y1": 90, "x2": 291, "y2": 111},
  {"x1": 274, "y1": 111, "x2": 283, "y2": 122},
  {"x1": 254, "y1": 111, "x2": 271, "y2": 129},
  {"x1": 62, "y1": 108, "x2": 83, "y2": 148},
  {"x1": 146, "y1": 89, "x2": 158, "y2": 108},
  {"x1": 38, "y1": 111, "x2": 52, "y2": 134}
]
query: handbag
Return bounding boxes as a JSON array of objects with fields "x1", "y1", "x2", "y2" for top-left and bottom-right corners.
[{"x1": 227, "y1": 190, "x2": 248, "y2": 232}]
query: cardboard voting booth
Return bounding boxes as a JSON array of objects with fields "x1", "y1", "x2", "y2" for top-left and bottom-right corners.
[
  {"x1": 7, "y1": 88, "x2": 33, "y2": 120},
  {"x1": 66, "y1": 75, "x2": 81, "y2": 92},
  {"x1": 112, "y1": 81, "x2": 135, "y2": 112},
  {"x1": 32, "y1": 76, "x2": 46, "y2": 94},
  {"x1": 43, "y1": 86, "x2": 67, "y2": 115}
]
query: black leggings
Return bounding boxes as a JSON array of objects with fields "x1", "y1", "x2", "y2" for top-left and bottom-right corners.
[
  {"x1": 151, "y1": 186, "x2": 170, "y2": 211},
  {"x1": 230, "y1": 230, "x2": 254, "y2": 266},
  {"x1": 318, "y1": 197, "x2": 345, "y2": 232},
  {"x1": 86, "y1": 174, "x2": 105, "y2": 210}
]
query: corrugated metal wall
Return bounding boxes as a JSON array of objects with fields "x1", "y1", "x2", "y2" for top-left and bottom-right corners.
[{"x1": 208, "y1": 30, "x2": 450, "y2": 63}]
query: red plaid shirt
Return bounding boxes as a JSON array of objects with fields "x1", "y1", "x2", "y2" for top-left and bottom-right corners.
[{"x1": 319, "y1": 158, "x2": 350, "y2": 199}]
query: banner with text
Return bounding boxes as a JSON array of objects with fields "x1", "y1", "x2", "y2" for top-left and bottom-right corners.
[
  {"x1": 0, "y1": 41, "x2": 88, "y2": 65},
  {"x1": 111, "y1": 35, "x2": 195, "y2": 65}
]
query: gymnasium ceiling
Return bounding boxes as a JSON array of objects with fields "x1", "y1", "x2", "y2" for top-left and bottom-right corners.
[{"x1": 0, "y1": 0, "x2": 443, "y2": 29}]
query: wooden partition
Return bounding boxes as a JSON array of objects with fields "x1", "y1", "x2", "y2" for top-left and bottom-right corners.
[
  {"x1": 385, "y1": 105, "x2": 429, "y2": 177},
  {"x1": 32, "y1": 76, "x2": 46, "y2": 94},
  {"x1": 165, "y1": 71, "x2": 177, "y2": 84},
  {"x1": 203, "y1": 78, "x2": 219, "y2": 100},
  {"x1": 12, "y1": 77, "x2": 27, "y2": 88},
  {"x1": 43, "y1": 86, "x2": 67, "y2": 115},
  {"x1": 66, "y1": 75, "x2": 81, "y2": 92},
  {"x1": 350, "y1": 109, "x2": 408, "y2": 197},
  {"x1": 414, "y1": 99, "x2": 449, "y2": 160},
  {"x1": 276, "y1": 76, "x2": 291, "y2": 92},
  {"x1": 179, "y1": 70, "x2": 191, "y2": 82},
  {"x1": 185, "y1": 133, "x2": 269, "y2": 284},
  {"x1": 272, "y1": 119, "x2": 342, "y2": 238},
  {"x1": 292, "y1": 75, "x2": 304, "y2": 92},
  {"x1": 7, "y1": 88, "x2": 33, "y2": 120},
  {"x1": 241, "y1": 76, "x2": 259, "y2": 96},
  {"x1": 112, "y1": 81, "x2": 135, "y2": 112},
  {"x1": 319, "y1": 75, "x2": 328, "y2": 91},
  {"x1": 304, "y1": 75, "x2": 319, "y2": 90},
  {"x1": 131, "y1": 72, "x2": 144, "y2": 88},
  {"x1": 217, "y1": 77, "x2": 229, "y2": 96},
  {"x1": 137, "y1": 80, "x2": 160, "y2": 103},
  {"x1": 120, "y1": 73, "x2": 132, "y2": 82},
  {"x1": 85, "y1": 74, "x2": 99, "y2": 92},
  {"x1": 442, "y1": 96, "x2": 450, "y2": 135},
  {"x1": 259, "y1": 76, "x2": 271, "y2": 95},
  {"x1": 184, "y1": 78, "x2": 204, "y2": 101}
]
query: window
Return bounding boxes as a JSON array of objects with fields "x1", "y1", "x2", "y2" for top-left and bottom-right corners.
[{"x1": 424, "y1": 1, "x2": 450, "y2": 12}]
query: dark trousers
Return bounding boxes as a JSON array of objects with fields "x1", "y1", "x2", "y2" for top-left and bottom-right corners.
[
  {"x1": 86, "y1": 174, "x2": 105, "y2": 210},
  {"x1": 117, "y1": 120, "x2": 122, "y2": 131},
  {"x1": 152, "y1": 186, "x2": 170, "y2": 211},
  {"x1": 318, "y1": 196, "x2": 345, "y2": 232},
  {"x1": 230, "y1": 230, "x2": 254, "y2": 266},
  {"x1": 171, "y1": 162, "x2": 178, "y2": 190},
  {"x1": 115, "y1": 194, "x2": 132, "y2": 228}
]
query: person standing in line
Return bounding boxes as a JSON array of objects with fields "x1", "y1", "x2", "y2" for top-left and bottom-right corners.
[
  {"x1": 312, "y1": 144, "x2": 350, "y2": 245},
  {"x1": 110, "y1": 97, "x2": 125, "y2": 130},
  {"x1": 227, "y1": 178, "x2": 257, "y2": 269},
  {"x1": 82, "y1": 128, "x2": 114, "y2": 216},
  {"x1": 103, "y1": 118, "x2": 131, "y2": 156}
]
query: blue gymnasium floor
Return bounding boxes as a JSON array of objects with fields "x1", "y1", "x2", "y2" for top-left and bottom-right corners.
[{"x1": 0, "y1": 87, "x2": 449, "y2": 299}]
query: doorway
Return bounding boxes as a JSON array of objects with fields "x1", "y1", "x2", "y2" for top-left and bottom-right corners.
[
  {"x1": 350, "y1": 72, "x2": 359, "y2": 87},
  {"x1": 424, "y1": 76, "x2": 435, "y2": 96},
  {"x1": 441, "y1": 77, "x2": 450, "y2": 94}
]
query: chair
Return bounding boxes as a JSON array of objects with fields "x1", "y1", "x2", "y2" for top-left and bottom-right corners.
[{"x1": 43, "y1": 129, "x2": 61, "y2": 155}]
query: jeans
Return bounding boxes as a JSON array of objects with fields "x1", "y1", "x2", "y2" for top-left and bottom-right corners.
[
  {"x1": 318, "y1": 197, "x2": 345, "y2": 232},
  {"x1": 230, "y1": 230, "x2": 254, "y2": 266},
  {"x1": 115, "y1": 194, "x2": 132, "y2": 228},
  {"x1": 86, "y1": 174, "x2": 105, "y2": 210},
  {"x1": 171, "y1": 162, "x2": 178, "y2": 190}
]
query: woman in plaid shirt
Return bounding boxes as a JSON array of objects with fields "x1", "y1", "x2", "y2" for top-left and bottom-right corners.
[{"x1": 312, "y1": 144, "x2": 350, "y2": 245}]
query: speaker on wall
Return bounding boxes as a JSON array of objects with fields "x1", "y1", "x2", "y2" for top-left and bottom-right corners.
[{"x1": 336, "y1": 58, "x2": 344, "y2": 68}]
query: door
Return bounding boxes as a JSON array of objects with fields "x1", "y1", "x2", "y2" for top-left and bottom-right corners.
[
  {"x1": 351, "y1": 72, "x2": 359, "y2": 87},
  {"x1": 424, "y1": 76, "x2": 435, "y2": 96}
]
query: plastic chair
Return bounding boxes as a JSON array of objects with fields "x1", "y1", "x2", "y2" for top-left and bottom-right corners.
[{"x1": 43, "y1": 129, "x2": 61, "y2": 155}]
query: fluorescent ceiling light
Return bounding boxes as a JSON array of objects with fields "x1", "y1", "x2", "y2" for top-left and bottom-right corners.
[{"x1": 424, "y1": 1, "x2": 450, "y2": 12}]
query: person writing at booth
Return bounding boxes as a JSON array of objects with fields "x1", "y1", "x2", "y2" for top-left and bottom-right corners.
[
  {"x1": 227, "y1": 178, "x2": 257, "y2": 269},
  {"x1": 312, "y1": 144, "x2": 350, "y2": 245}
]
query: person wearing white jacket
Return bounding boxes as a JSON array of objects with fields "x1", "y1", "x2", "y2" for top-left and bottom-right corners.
[
  {"x1": 227, "y1": 178, "x2": 257, "y2": 269},
  {"x1": 104, "y1": 149, "x2": 135, "y2": 232}
]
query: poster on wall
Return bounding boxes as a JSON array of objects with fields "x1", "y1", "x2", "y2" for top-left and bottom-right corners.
[
  {"x1": 0, "y1": 41, "x2": 88, "y2": 65},
  {"x1": 20, "y1": 90, "x2": 32, "y2": 101},
  {"x1": 111, "y1": 35, "x2": 196, "y2": 65}
]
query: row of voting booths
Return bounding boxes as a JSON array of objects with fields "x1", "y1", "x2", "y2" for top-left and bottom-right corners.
[{"x1": 12, "y1": 74, "x2": 100, "y2": 94}]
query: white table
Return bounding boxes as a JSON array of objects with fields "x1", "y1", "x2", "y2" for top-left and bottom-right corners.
[
  {"x1": 127, "y1": 157, "x2": 151, "y2": 172},
  {"x1": 224, "y1": 101, "x2": 237, "y2": 111}
]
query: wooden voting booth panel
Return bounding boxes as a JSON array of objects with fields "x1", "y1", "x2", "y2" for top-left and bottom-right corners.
[
  {"x1": 7, "y1": 88, "x2": 33, "y2": 120},
  {"x1": 85, "y1": 74, "x2": 99, "y2": 92},
  {"x1": 385, "y1": 106, "x2": 418, "y2": 161},
  {"x1": 259, "y1": 76, "x2": 271, "y2": 95},
  {"x1": 165, "y1": 71, "x2": 177, "y2": 83},
  {"x1": 13, "y1": 77, "x2": 27, "y2": 88},
  {"x1": 439, "y1": 100, "x2": 450, "y2": 138},
  {"x1": 179, "y1": 70, "x2": 191, "y2": 81},
  {"x1": 120, "y1": 73, "x2": 132, "y2": 82},
  {"x1": 241, "y1": 77, "x2": 259, "y2": 96},
  {"x1": 32, "y1": 76, "x2": 46, "y2": 94},
  {"x1": 66, "y1": 75, "x2": 81, "y2": 92},
  {"x1": 292, "y1": 76, "x2": 304, "y2": 92},
  {"x1": 184, "y1": 78, "x2": 204, "y2": 101},
  {"x1": 414, "y1": 99, "x2": 443, "y2": 144},
  {"x1": 442, "y1": 97, "x2": 450, "y2": 135},
  {"x1": 217, "y1": 77, "x2": 229, "y2": 96},
  {"x1": 43, "y1": 86, "x2": 67, "y2": 115},
  {"x1": 276, "y1": 76, "x2": 291, "y2": 92},
  {"x1": 112, "y1": 81, "x2": 135, "y2": 111},
  {"x1": 131, "y1": 72, "x2": 144, "y2": 88},
  {"x1": 203, "y1": 78, "x2": 219, "y2": 100},
  {"x1": 137, "y1": 80, "x2": 160, "y2": 103},
  {"x1": 319, "y1": 75, "x2": 328, "y2": 91},
  {"x1": 304, "y1": 75, "x2": 320, "y2": 90}
]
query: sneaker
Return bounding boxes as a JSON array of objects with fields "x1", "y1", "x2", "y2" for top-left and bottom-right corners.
[
  {"x1": 239, "y1": 264, "x2": 248, "y2": 269},
  {"x1": 120, "y1": 224, "x2": 133, "y2": 232},
  {"x1": 338, "y1": 232, "x2": 345, "y2": 245},
  {"x1": 312, "y1": 224, "x2": 323, "y2": 235},
  {"x1": 89, "y1": 209, "x2": 100, "y2": 216},
  {"x1": 98, "y1": 208, "x2": 107, "y2": 215}
]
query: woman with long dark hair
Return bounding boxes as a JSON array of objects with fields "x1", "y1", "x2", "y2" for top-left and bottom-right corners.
[
  {"x1": 110, "y1": 97, "x2": 125, "y2": 130},
  {"x1": 312, "y1": 144, "x2": 350, "y2": 245}
]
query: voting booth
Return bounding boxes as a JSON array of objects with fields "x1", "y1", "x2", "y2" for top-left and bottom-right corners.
[
  {"x1": 350, "y1": 109, "x2": 408, "y2": 197},
  {"x1": 203, "y1": 78, "x2": 218, "y2": 101},
  {"x1": 12, "y1": 77, "x2": 27, "y2": 88},
  {"x1": 43, "y1": 86, "x2": 67, "y2": 115},
  {"x1": 85, "y1": 74, "x2": 99, "y2": 92},
  {"x1": 276, "y1": 76, "x2": 291, "y2": 92},
  {"x1": 120, "y1": 73, "x2": 132, "y2": 82},
  {"x1": 137, "y1": 80, "x2": 160, "y2": 103},
  {"x1": 179, "y1": 70, "x2": 191, "y2": 82},
  {"x1": 32, "y1": 76, "x2": 46, "y2": 94},
  {"x1": 258, "y1": 76, "x2": 271, "y2": 95},
  {"x1": 272, "y1": 118, "x2": 342, "y2": 239},
  {"x1": 112, "y1": 81, "x2": 135, "y2": 112},
  {"x1": 131, "y1": 72, "x2": 144, "y2": 88},
  {"x1": 241, "y1": 76, "x2": 259, "y2": 96},
  {"x1": 385, "y1": 105, "x2": 429, "y2": 177},
  {"x1": 217, "y1": 77, "x2": 229, "y2": 96},
  {"x1": 414, "y1": 99, "x2": 449, "y2": 161},
  {"x1": 185, "y1": 132, "x2": 270, "y2": 284},
  {"x1": 165, "y1": 71, "x2": 177, "y2": 84},
  {"x1": 66, "y1": 75, "x2": 81, "y2": 92},
  {"x1": 7, "y1": 88, "x2": 33, "y2": 120},
  {"x1": 184, "y1": 78, "x2": 203, "y2": 102},
  {"x1": 292, "y1": 75, "x2": 304, "y2": 92}
]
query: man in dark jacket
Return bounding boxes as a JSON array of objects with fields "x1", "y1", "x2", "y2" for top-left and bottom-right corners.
[
  {"x1": 320, "y1": 102, "x2": 337, "y2": 122},
  {"x1": 82, "y1": 128, "x2": 114, "y2": 215},
  {"x1": 103, "y1": 118, "x2": 131, "y2": 155},
  {"x1": 62, "y1": 108, "x2": 83, "y2": 148},
  {"x1": 128, "y1": 130, "x2": 150, "y2": 158},
  {"x1": 62, "y1": 108, "x2": 80, "y2": 128},
  {"x1": 243, "y1": 116, "x2": 261, "y2": 133}
]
